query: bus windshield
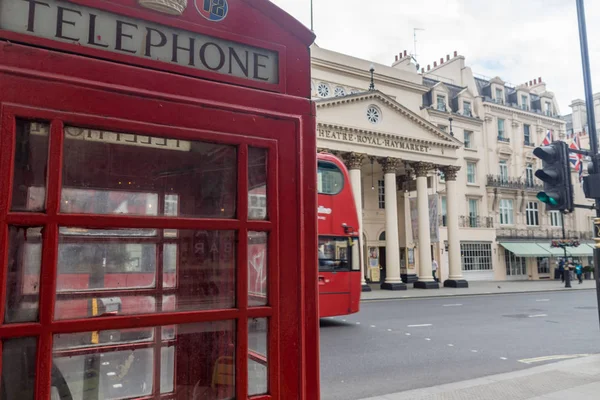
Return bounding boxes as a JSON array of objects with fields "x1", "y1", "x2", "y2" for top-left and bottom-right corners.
[{"x1": 318, "y1": 236, "x2": 357, "y2": 271}]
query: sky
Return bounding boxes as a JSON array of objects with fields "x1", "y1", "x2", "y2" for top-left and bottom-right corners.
[{"x1": 270, "y1": 0, "x2": 600, "y2": 116}]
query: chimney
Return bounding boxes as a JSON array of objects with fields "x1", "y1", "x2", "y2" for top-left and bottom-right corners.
[
  {"x1": 434, "y1": 61, "x2": 437, "y2": 67},
  {"x1": 538, "y1": 76, "x2": 542, "y2": 83},
  {"x1": 453, "y1": 50, "x2": 457, "y2": 57},
  {"x1": 404, "y1": 50, "x2": 407, "y2": 57},
  {"x1": 395, "y1": 55, "x2": 399, "y2": 62},
  {"x1": 427, "y1": 64, "x2": 431, "y2": 71},
  {"x1": 533, "y1": 78, "x2": 537, "y2": 84},
  {"x1": 446, "y1": 54, "x2": 450, "y2": 61},
  {"x1": 529, "y1": 80, "x2": 533, "y2": 86},
  {"x1": 440, "y1": 57, "x2": 444, "y2": 64}
]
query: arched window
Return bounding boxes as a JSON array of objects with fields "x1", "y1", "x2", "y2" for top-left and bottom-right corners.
[{"x1": 379, "y1": 231, "x2": 386, "y2": 241}]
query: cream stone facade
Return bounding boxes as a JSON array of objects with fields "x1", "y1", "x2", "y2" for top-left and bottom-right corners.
[{"x1": 312, "y1": 46, "x2": 596, "y2": 288}]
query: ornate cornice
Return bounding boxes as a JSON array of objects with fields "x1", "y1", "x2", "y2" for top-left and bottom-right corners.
[{"x1": 483, "y1": 101, "x2": 565, "y2": 123}]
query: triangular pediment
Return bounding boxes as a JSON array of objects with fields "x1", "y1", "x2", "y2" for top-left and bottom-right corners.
[
  {"x1": 315, "y1": 90, "x2": 461, "y2": 148},
  {"x1": 432, "y1": 82, "x2": 451, "y2": 95},
  {"x1": 456, "y1": 87, "x2": 475, "y2": 100}
]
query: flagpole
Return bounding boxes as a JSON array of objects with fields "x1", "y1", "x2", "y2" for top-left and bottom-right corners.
[{"x1": 310, "y1": 0, "x2": 314, "y2": 31}]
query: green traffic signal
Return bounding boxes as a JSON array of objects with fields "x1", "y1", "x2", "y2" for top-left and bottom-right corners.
[{"x1": 536, "y1": 192, "x2": 559, "y2": 206}]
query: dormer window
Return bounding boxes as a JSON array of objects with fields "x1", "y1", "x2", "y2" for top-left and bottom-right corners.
[
  {"x1": 436, "y1": 95, "x2": 447, "y2": 111},
  {"x1": 545, "y1": 102, "x2": 553, "y2": 116},
  {"x1": 495, "y1": 88, "x2": 504, "y2": 104},
  {"x1": 463, "y1": 101, "x2": 472, "y2": 117},
  {"x1": 521, "y1": 95, "x2": 529, "y2": 111}
]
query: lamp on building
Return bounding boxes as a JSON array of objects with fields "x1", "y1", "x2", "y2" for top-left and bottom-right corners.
[
  {"x1": 448, "y1": 117, "x2": 454, "y2": 137},
  {"x1": 370, "y1": 156, "x2": 375, "y2": 190},
  {"x1": 369, "y1": 64, "x2": 375, "y2": 91}
]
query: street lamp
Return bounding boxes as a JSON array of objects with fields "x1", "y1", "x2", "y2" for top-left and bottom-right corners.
[{"x1": 369, "y1": 64, "x2": 375, "y2": 91}]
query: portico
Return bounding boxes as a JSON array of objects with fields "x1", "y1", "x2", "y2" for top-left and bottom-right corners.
[{"x1": 317, "y1": 90, "x2": 467, "y2": 289}]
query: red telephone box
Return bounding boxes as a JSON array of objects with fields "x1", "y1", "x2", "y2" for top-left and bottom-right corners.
[{"x1": 0, "y1": 1, "x2": 318, "y2": 399}]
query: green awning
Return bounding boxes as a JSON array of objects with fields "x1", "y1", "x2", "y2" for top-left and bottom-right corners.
[
  {"x1": 499, "y1": 242, "x2": 551, "y2": 257},
  {"x1": 567, "y1": 244, "x2": 594, "y2": 257},
  {"x1": 535, "y1": 242, "x2": 569, "y2": 257}
]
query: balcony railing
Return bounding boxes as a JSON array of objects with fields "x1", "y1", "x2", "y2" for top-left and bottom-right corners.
[
  {"x1": 497, "y1": 228, "x2": 593, "y2": 241},
  {"x1": 524, "y1": 140, "x2": 535, "y2": 147},
  {"x1": 460, "y1": 215, "x2": 494, "y2": 228},
  {"x1": 486, "y1": 175, "x2": 543, "y2": 191},
  {"x1": 497, "y1": 136, "x2": 510, "y2": 143}
]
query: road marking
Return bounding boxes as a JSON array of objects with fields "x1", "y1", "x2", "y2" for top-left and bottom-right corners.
[
  {"x1": 425, "y1": 338, "x2": 431, "y2": 341},
  {"x1": 113, "y1": 384, "x2": 123, "y2": 389},
  {"x1": 106, "y1": 372, "x2": 116, "y2": 377},
  {"x1": 528, "y1": 314, "x2": 548, "y2": 318},
  {"x1": 500, "y1": 357, "x2": 508, "y2": 360},
  {"x1": 536, "y1": 299, "x2": 550, "y2": 302},
  {"x1": 448, "y1": 344, "x2": 454, "y2": 347},
  {"x1": 387, "y1": 329, "x2": 392, "y2": 332},
  {"x1": 471, "y1": 350, "x2": 478, "y2": 353},
  {"x1": 405, "y1": 333, "x2": 411, "y2": 336},
  {"x1": 355, "y1": 322, "x2": 361, "y2": 325},
  {"x1": 101, "y1": 362, "x2": 110, "y2": 366},
  {"x1": 443, "y1": 304, "x2": 463, "y2": 307},
  {"x1": 518, "y1": 354, "x2": 591, "y2": 364},
  {"x1": 370, "y1": 325, "x2": 376, "y2": 328},
  {"x1": 407, "y1": 324, "x2": 432, "y2": 327}
]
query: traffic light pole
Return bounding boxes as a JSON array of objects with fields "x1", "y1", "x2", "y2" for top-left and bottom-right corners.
[
  {"x1": 576, "y1": 0, "x2": 600, "y2": 328},
  {"x1": 562, "y1": 212, "x2": 571, "y2": 288}
]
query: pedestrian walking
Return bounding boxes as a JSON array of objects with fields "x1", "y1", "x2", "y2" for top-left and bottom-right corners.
[
  {"x1": 432, "y1": 258, "x2": 439, "y2": 283},
  {"x1": 558, "y1": 259, "x2": 565, "y2": 283},
  {"x1": 575, "y1": 263, "x2": 583, "y2": 284}
]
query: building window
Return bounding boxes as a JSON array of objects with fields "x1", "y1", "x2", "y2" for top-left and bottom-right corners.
[
  {"x1": 545, "y1": 102, "x2": 552, "y2": 116},
  {"x1": 378, "y1": 179, "x2": 385, "y2": 209},
  {"x1": 460, "y1": 242, "x2": 492, "y2": 271},
  {"x1": 495, "y1": 88, "x2": 504, "y2": 104},
  {"x1": 524, "y1": 124, "x2": 531, "y2": 145},
  {"x1": 334, "y1": 86, "x2": 346, "y2": 97},
  {"x1": 499, "y1": 160, "x2": 509, "y2": 182},
  {"x1": 499, "y1": 199, "x2": 514, "y2": 225},
  {"x1": 537, "y1": 257, "x2": 550, "y2": 274},
  {"x1": 550, "y1": 210, "x2": 562, "y2": 227},
  {"x1": 467, "y1": 162, "x2": 476, "y2": 184},
  {"x1": 463, "y1": 101, "x2": 472, "y2": 117},
  {"x1": 441, "y1": 196, "x2": 447, "y2": 227},
  {"x1": 526, "y1": 163, "x2": 534, "y2": 187},
  {"x1": 505, "y1": 250, "x2": 527, "y2": 276},
  {"x1": 521, "y1": 95, "x2": 529, "y2": 110},
  {"x1": 526, "y1": 201, "x2": 539, "y2": 226},
  {"x1": 366, "y1": 105, "x2": 381, "y2": 124},
  {"x1": 497, "y1": 118, "x2": 505, "y2": 139},
  {"x1": 439, "y1": 170, "x2": 445, "y2": 182},
  {"x1": 436, "y1": 95, "x2": 447, "y2": 111},
  {"x1": 468, "y1": 199, "x2": 478, "y2": 227},
  {"x1": 464, "y1": 130, "x2": 473, "y2": 149},
  {"x1": 317, "y1": 82, "x2": 330, "y2": 97}
]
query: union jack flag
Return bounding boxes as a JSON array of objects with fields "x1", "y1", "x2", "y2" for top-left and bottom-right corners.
[
  {"x1": 569, "y1": 135, "x2": 583, "y2": 183},
  {"x1": 541, "y1": 129, "x2": 553, "y2": 146}
]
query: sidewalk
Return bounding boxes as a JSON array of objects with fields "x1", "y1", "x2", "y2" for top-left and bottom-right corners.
[
  {"x1": 362, "y1": 279, "x2": 597, "y2": 301},
  {"x1": 360, "y1": 354, "x2": 600, "y2": 400}
]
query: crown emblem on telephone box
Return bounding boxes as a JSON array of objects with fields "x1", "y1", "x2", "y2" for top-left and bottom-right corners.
[{"x1": 138, "y1": 0, "x2": 188, "y2": 15}]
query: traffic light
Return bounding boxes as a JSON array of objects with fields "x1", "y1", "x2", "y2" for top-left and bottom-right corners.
[{"x1": 533, "y1": 141, "x2": 574, "y2": 212}]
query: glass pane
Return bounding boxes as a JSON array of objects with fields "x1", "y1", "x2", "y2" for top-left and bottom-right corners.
[
  {"x1": 248, "y1": 147, "x2": 267, "y2": 220},
  {"x1": 248, "y1": 318, "x2": 268, "y2": 396},
  {"x1": 51, "y1": 321, "x2": 234, "y2": 399},
  {"x1": 11, "y1": 121, "x2": 49, "y2": 212},
  {"x1": 5, "y1": 227, "x2": 42, "y2": 323},
  {"x1": 55, "y1": 229, "x2": 235, "y2": 318},
  {"x1": 317, "y1": 161, "x2": 344, "y2": 195},
  {"x1": 62, "y1": 126, "x2": 237, "y2": 218},
  {"x1": 248, "y1": 232, "x2": 267, "y2": 307},
  {"x1": 318, "y1": 236, "x2": 352, "y2": 272},
  {"x1": 1, "y1": 337, "x2": 37, "y2": 400}
]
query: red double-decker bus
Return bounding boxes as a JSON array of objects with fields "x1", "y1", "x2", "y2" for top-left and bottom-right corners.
[{"x1": 316, "y1": 153, "x2": 361, "y2": 318}]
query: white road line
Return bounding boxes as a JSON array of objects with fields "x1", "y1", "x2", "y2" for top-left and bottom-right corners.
[
  {"x1": 113, "y1": 384, "x2": 123, "y2": 389},
  {"x1": 471, "y1": 350, "x2": 478, "y2": 353},
  {"x1": 443, "y1": 304, "x2": 463, "y2": 307},
  {"x1": 407, "y1": 324, "x2": 432, "y2": 327},
  {"x1": 448, "y1": 344, "x2": 454, "y2": 347},
  {"x1": 500, "y1": 357, "x2": 508, "y2": 360},
  {"x1": 536, "y1": 299, "x2": 550, "y2": 302},
  {"x1": 528, "y1": 314, "x2": 548, "y2": 318},
  {"x1": 106, "y1": 372, "x2": 116, "y2": 377},
  {"x1": 425, "y1": 338, "x2": 431, "y2": 341},
  {"x1": 518, "y1": 354, "x2": 591, "y2": 364},
  {"x1": 405, "y1": 333, "x2": 411, "y2": 336},
  {"x1": 387, "y1": 329, "x2": 392, "y2": 332},
  {"x1": 370, "y1": 325, "x2": 376, "y2": 328}
]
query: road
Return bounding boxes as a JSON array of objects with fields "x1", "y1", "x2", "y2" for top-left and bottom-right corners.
[{"x1": 319, "y1": 290, "x2": 600, "y2": 400}]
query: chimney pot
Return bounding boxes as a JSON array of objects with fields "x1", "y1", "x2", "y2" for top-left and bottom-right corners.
[
  {"x1": 538, "y1": 76, "x2": 542, "y2": 83},
  {"x1": 427, "y1": 65, "x2": 431, "y2": 71},
  {"x1": 433, "y1": 61, "x2": 437, "y2": 67},
  {"x1": 453, "y1": 51, "x2": 457, "y2": 57},
  {"x1": 395, "y1": 55, "x2": 399, "y2": 62},
  {"x1": 534, "y1": 78, "x2": 537, "y2": 84},
  {"x1": 529, "y1": 80, "x2": 533, "y2": 86},
  {"x1": 446, "y1": 54, "x2": 450, "y2": 61},
  {"x1": 404, "y1": 50, "x2": 407, "y2": 57},
  {"x1": 440, "y1": 57, "x2": 444, "y2": 64}
]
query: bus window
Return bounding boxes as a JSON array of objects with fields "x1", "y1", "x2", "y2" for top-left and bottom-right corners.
[
  {"x1": 318, "y1": 237, "x2": 355, "y2": 271},
  {"x1": 317, "y1": 161, "x2": 344, "y2": 195}
]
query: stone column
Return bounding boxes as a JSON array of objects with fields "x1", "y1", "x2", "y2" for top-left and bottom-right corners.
[
  {"x1": 441, "y1": 166, "x2": 468, "y2": 288},
  {"x1": 343, "y1": 152, "x2": 371, "y2": 292},
  {"x1": 379, "y1": 157, "x2": 406, "y2": 290},
  {"x1": 413, "y1": 162, "x2": 439, "y2": 289}
]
